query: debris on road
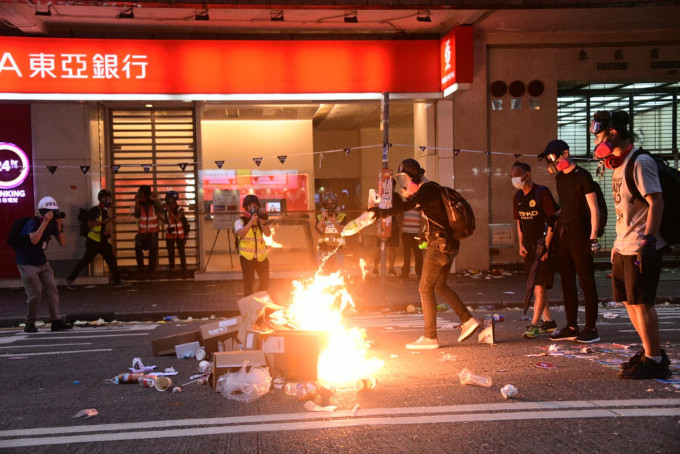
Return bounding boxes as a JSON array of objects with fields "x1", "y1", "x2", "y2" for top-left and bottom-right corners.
[
  {"x1": 500, "y1": 384, "x2": 518, "y2": 399},
  {"x1": 72, "y1": 409, "x2": 98, "y2": 419},
  {"x1": 459, "y1": 368, "x2": 492, "y2": 387}
]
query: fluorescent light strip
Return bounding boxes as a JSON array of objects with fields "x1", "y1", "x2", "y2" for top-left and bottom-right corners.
[{"x1": 0, "y1": 92, "x2": 442, "y2": 102}]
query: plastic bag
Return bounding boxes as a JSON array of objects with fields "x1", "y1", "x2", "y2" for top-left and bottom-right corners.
[{"x1": 216, "y1": 361, "x2": 272, "y2": 403}]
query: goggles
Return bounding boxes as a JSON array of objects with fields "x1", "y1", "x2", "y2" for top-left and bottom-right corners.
[
  {"x1": 589, "y1": 119, "x2": 608, "y2": 135},
  {"x1": 395, "y1": 172, "x2": 412, "y2": 192}
]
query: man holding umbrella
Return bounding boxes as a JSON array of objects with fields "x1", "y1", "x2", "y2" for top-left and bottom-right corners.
[{"x1": 510, "y1": 161, "x2": 559, "y2": 338}]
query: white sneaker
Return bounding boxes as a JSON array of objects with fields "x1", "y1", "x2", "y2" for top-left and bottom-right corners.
[
  {"x1": 458, "y1": 318, "x2": 480, "y2": 342},
  {"x1": 406, "y1": 336, "x2": 439, "y2": 350}
]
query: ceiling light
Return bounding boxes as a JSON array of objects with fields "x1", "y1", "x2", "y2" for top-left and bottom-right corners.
[
  {"x1": 416, "y1": 11, "x2": 431, "y2": 23},
  {"x1": 195, "y1": 9, "x2": 209, "y2": 21},
  {"x1": 35, "y1": 5, "x2": 51, "y2": 16},
  {"x1": 270, "y1": 10, "x2": 284, "y2": 22},
  {"x1": 344, "y1": 11, "x2": 358, "y2": 24},
  {"x1": 117, "y1": 7, "x2": 134, "y2": 19}
]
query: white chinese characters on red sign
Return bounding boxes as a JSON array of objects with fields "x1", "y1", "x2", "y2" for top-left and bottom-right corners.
[{"x1": 0, "y1": 52, "x2": 148, "y2": 79}]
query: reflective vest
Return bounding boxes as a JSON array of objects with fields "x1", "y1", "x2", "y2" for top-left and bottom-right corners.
[
  {"x1": 317, "y1": 212, "x2": 346, "y2": 248},
  {"x1": 235, "y1": 217, "x2": 267, "y2": 262},
  {"x1": 165, "y1": 209, "x2": 185, "y2": 239},
  {"x1": 87, "y1": 207, "x2": 106, "y2": 243},
  {"x1": 138, "y1": 204, "x2": 159, "y2": 233}
]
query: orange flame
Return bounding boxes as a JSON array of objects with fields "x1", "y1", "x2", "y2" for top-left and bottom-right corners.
[
  {"x1": 286, "y1": 271, "x2": 383, "y2": 387},
  {"x1": 263, "y1": 227, "x2": 283, "y2": 248},
  {"x1": 359, "y1": 258, "x2": 367, "y2": 280}
]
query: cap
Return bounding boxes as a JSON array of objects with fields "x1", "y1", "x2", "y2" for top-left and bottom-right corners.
[
  {"x1": 539, "y1": 140, "x2": 569, "y2": 160},
  {"x1": 398, "y1": 158, "x2": 425, "y2": 183}
]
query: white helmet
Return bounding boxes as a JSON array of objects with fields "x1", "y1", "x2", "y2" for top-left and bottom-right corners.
[{"x1": 38, "y1": 196, "x2": 59, "y2": 210}]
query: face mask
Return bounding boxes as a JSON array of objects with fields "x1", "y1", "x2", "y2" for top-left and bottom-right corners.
[
  {"x1": 405, "y1": 181, "x2": 419, "y2": 197},
  {"x1": 101, "y1": 198, "x2": 112, "y2": 208},
  {"x1": 594, "y1": 140, "x2": 614, "y2": 159},
  {"x1": 546, "y1": 154, "x2": 569, "y2": 174},
  {"x1": 511, "y1": 176, "x2": 525, "y2": 190}
]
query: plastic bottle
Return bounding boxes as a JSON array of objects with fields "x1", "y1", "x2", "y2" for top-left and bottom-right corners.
[
  {"x1": 295, "y1": 382, "x2": 319, "y2": 401},
  {"x1": 283, "y1": 382, "x2": 298, "y2": 396},
  {"x1": 341, "y1": 211, "x2": 376, "y2": 237},
  {"x1": 459, "y1": 368, "x2": 492, "y2": 387}
]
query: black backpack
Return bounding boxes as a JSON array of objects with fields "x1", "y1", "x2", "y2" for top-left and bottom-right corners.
[
  {"x1": 434, "y1": 183, "x2": 475, "y2": 240},
  {"x1": 625, "y1": 148, "x2": 680, "y2": 245},
  {"x1": 7, "y1": 216, "x2": 38, "y2": 250},
  {"x1": 589, "y1": 181, "x2": 608, "y2": 238},
  {"x1": 77, "y1": 208, "x2": 90, "y2": 237}
]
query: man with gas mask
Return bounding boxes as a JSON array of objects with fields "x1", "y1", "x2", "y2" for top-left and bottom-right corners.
[
  {"x1": 134, "y1": 185, "x2": 166, "y2": 276},
  {"x1": 590, "y1": 110, "x2": 670, "y2": 379},
  {"x1": 67, "y1": 189, "x2": 129, "y2": 288},
  {"x1": 234, "y1": 195, "x2": 271, "y2": 296},
  {"x1": 510, "y1": 161, "x2": 559, "y2": 339},
  {"x1": 369, "y1": 159, "x2": 479, "y2": 350},
  {"x1": 15, "y1": 196, "x2": 72, "y2": 332},
  {"x1": 538, "y1": 140, "x2": 601, "y2": 343},
  {"x1": 315, "y1": 192, "x2": 347, "y2": 273}
]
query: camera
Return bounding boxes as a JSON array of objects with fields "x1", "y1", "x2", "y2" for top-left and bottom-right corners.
[{"x1": 54, "y1": 211, "x2": 66, "y2": 219}]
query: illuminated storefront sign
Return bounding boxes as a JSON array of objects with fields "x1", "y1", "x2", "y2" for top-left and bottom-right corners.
[
  {"x1": 0, "y1": 142, "x2": 30, "y2": 203},
  {"x1": 440, "y1": 26, "x2": 474, "y2": 96}
]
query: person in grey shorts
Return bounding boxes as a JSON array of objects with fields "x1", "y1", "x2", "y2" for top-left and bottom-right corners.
[{"x1": 15, "y1": 196, "x2": 73, "y2": 333}]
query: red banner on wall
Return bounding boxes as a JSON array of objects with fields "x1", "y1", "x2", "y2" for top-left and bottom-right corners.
[
  {"x1": 0, "y1": 104, "x2": 34, "y2": 278},
  {"x1": 0, "y1": 37, "x2": 442, "y2": 95}
]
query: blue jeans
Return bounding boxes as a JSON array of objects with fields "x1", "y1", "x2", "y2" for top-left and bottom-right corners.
[{"x1": 419, "y1": 237, "x2": 472, "y2": 339}]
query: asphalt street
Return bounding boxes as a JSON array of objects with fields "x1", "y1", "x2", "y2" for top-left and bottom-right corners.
[{"x1": 0, "y1": 305, "x2": 678, "y2": 453}]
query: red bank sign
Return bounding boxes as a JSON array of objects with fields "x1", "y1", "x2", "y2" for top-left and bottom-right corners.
[
  {"x1": 440, "y1": 25, "x2": 474, "y2": 96},
  {"x1": 0, "y1": 29, "x2": 472, "y2": 97}
]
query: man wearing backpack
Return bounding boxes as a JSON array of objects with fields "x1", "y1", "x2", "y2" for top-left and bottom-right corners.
[
  {"x1": 66, "y1": 189, "x2": 129, "y2": 289},
  {"x1": 590, "y1": 110, "x2": 671, "y2": 379},
  {"x1": 15, "y1": 196, "x2": 72, "y2": 333},
  {"x1": 538, "y1": 140, "x2": 601, "y2": 344},
  {"x1": 369, "y1": 159, "x2": 479, "y2": 350}
]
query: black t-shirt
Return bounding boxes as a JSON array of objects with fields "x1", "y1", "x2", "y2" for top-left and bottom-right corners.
[
  {"x1": 384, "y1": 182, "x2": 449, "y2": 239},
  {"x1": 555, "y1": 165, "x2": 595, "y2": 230},
  {"x1": 513, "y1": 184, "x2": 558, "y2": 248}
]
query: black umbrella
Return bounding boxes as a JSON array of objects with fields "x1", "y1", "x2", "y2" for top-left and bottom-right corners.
[{"x1": 523, "y1": 226, "x2": 548, "y2": 316}]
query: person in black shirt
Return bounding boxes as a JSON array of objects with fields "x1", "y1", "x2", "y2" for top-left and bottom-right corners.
[
  {"x1": 370, "y1": 159, "x2": 479, "y2": 350},
  {"x1": 510, "y1": 161, "x2": 559, "y2": 338},
  {"x1": 67, "y1": 189, "x2": 129, "y2": 289},
  {"x1": 538, "y1": 140, "x2": 601, "y2": 343}
]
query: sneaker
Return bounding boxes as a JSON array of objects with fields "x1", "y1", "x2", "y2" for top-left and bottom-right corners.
[
  {"x1": 24, "y1": 323, "x2": 38, "y2": 333},
  {"x1": 66, "y1": 279, "x2": 75, "y2": 290},
  {"x1": 51, "y1": 320, "x2": 74, "y2": 332},
  {"x1": 388, "y1": 268, "x2": 397, "y2": 276},
  {"x1": 406, "y1": 336, "x2": 439, "y2": 350},
  {"x1": 538, "y1": 319, "x2": 557, "y2": 333},
  {"x1": 575, "y1": 327, "x2": 601, "y2": 344},
  {"x1": 618, "y1": 354, "x2": 672, "y2": 380},
  {"x1": 522, "y1": 324, "x2": 540, "y2": 339},
  {"x1": 458, "y1": 318, "x2": 480, "y2": 342},
  {"x1": 620, "y1": 350, "x2": 645, "y2": 370},
  {"x1": 549, "y1": 326, "x2": 579, "y2": 341},
  {"x1": 114, "y1": 280, "x2": 131, "y2": 288}
]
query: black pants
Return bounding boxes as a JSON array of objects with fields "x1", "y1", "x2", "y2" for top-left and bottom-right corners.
[
  {"x1": 401, "y1": 232, "x2": 423, "y2": 278},
  {"x1": 555, "y1": 225, "x2": 598, "y2": 329},
  {"x1": 135, "y1": 232, "x2": 158, "y2": 273},
  {"x1": 240, "y1": 256, "x2": 269, "y2": 297},
  {"x1": 165, "y1": 238, "x2": 186, "y2": 270},
  {"x1": 68, "y1": 238, "x2": 122, "y2": 283}
]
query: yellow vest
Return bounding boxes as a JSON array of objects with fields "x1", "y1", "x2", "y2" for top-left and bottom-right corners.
[
  {"x1": 87, "y1": 207, "x2": 104, "y2": 242},
  {"x1": 236, "y1": 220, "x2": 267, "y2": 262}
]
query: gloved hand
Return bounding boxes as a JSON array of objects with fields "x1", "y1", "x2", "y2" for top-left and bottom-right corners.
[
  {"x1": 368, "y1": 206, "x2": 386, "y2": 219},
  {"x1": 590, "y1": 239, "x2": 601, "y2": 255},
  {"x1": 637, "y1": 236, "x2": 656, "y2": 275}
]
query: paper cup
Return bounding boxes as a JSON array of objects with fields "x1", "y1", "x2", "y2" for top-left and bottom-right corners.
[{"x1": 155, "y1": 376, "x2": 172, "y2": 392}]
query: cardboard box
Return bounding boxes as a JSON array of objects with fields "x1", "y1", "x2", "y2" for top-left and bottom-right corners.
[
  {"x1": 199, "y1": 316, "x2": 242, "y2": 341},
  {"x1": 151, "y1": 330, "x2": 201, "y2": 356},
  {"x1": 260, "y1": 330, "x2": 328, "y2": 381},
  {"x1": 203, "y1": 335, "x2": 241, "y2": 356},
  {"x1": 236, "y1": 292, "x2": 286, "y2": 344},
  {"x1": 244, "y1": 330, "x2": 264, "y2": 350},
  {"x1": 211, "y1": 350, "x2": 267, "y2": 389},
  {"x1": 175, "y1": 341, "x2": 202, "y2": 359}
]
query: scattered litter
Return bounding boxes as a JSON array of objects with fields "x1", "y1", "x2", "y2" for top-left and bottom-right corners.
[
  {"x1": 410, "y1": 351, "x2": 421, "y2": 355},
  {"x1": 492, "y1": 314, "x2": 504, "y2": 322},
  {"x1": 580, "y1": 347, "x2": 594, "y2": 354},
  {"x1": 438, "y1": 353, "x2": 457, "y2": 362},
  {"x1": 72, "y1": 409, "x2": 98, "y2": 419},
  {"x1": 130, "y1": 357, "x2": 156, "y2": 373},
  {"x1": 517, "y1": 316, "x2": 530, "y2": 321},
  {"x1": 154, "y1": 376, "x2": 173, "y2": 392},
  {"x1": 406, "y1": 305, "x2": 416, "y2": 313},
  {"x1": 172, "y1": 387, "x2": 182, "y2": 393},
  {"x1": 440, "y1": 323, "x2": 458, "y2": 330},
  {"x1": 216, "y1": 362, "x2": 272, "y2": 403},
  {"x1": 273, "y1": 378, "x2": 286, "y2": 389},
  {"x1": 534, "y1": 362, "x2": 557, "y2": 370},
  {"x1": 646, "y1": 388, "x2": 654, "y2": 392},
  {"x1": 603, "y1": 313, "x2": 618, "y2": 319},
  {"x1": 500, "y1": 384, "x2": 518, "y2": 399},
  {"x1": 352, "y1": 403, "x2": 360, "y2": 415},
  {"x1": 390, "y1": 354, "x2": 399, "y2": 358},
  {"x1": 548, "y1": 344, "x2": 560, "y2": 352},
  {"x1": 106, "y1": 372, "x2": 145, "y2": 385},
  {"x1": 303, "y1": 401, "x2": 337, "y2": 412},
  {"x1": 164, "y1": 367, "x2": 176, "y2": 374},
  {"x1": 459, "y1": 368, "x2": 492, "y2": 387},
  {"x1": 354, "y1": 377, "x2": 377, "y2": 391}
]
